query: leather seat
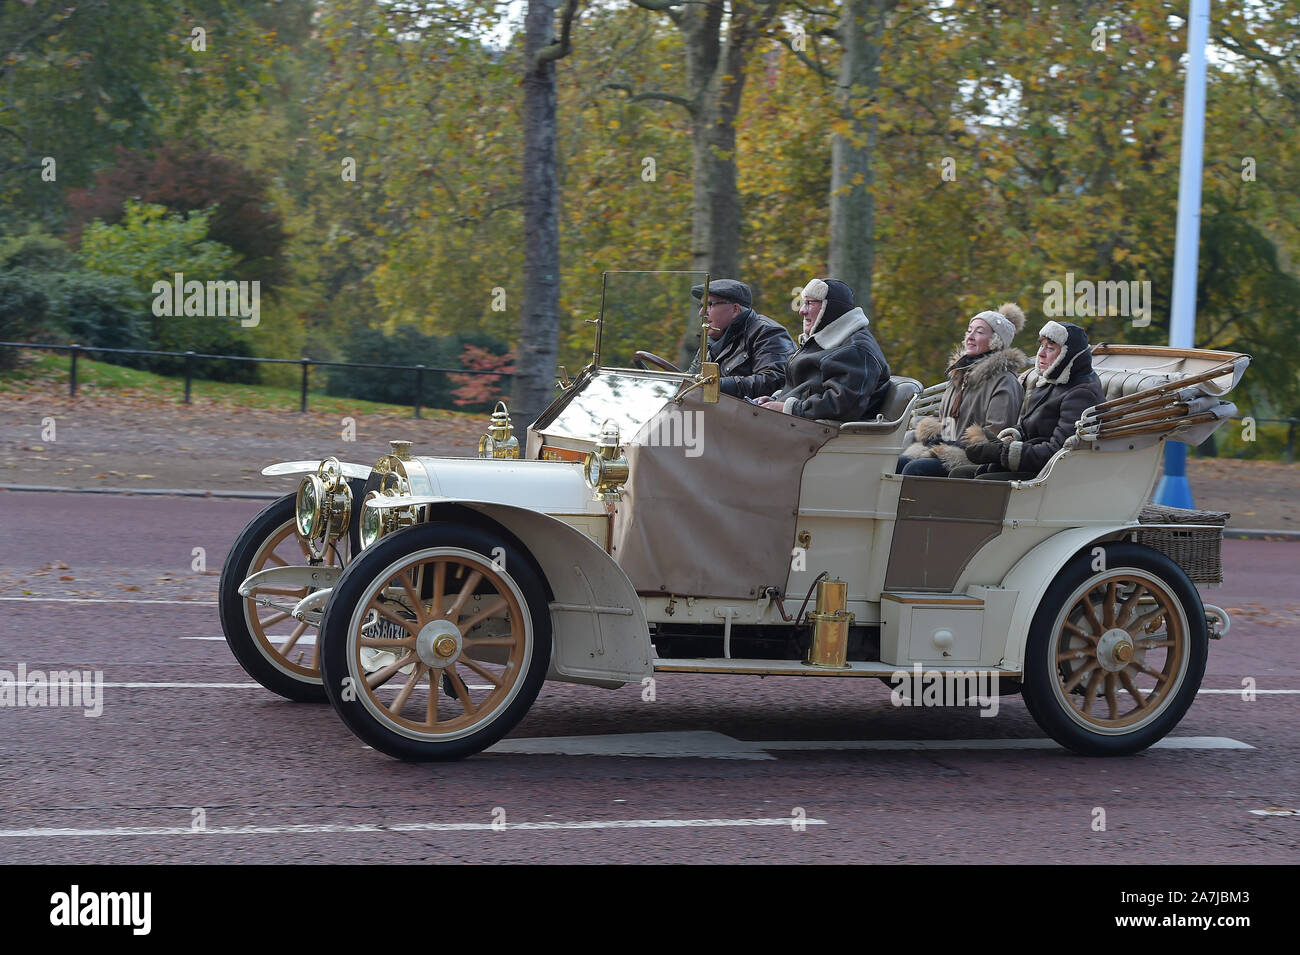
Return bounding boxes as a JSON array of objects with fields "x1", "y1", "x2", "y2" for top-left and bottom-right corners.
[{"x1": 835, "y1": 377, "x2": 923, "y2": 432}]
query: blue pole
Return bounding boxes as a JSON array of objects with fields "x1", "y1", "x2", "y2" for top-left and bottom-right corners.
[{"x1": 1154, "y1": 0, "x2": 1209, "y2": 510}]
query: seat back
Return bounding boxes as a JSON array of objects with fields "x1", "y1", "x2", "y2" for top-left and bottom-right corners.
[
  {"x1": 836, "y1": 377, "x2": 923, "y2": 433},
  {"x1": 1022, "y1": 366, "x2": 1179, "y2": 400}
]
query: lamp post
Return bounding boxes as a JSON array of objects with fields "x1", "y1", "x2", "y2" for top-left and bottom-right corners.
[{"x1": 1154, "y1": 0, "x2": 1210, "y2": 509}]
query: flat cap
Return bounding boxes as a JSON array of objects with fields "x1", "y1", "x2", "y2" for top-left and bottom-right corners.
[{"x1": 690, "y1": 278, "x2": 751, "y2": 309}]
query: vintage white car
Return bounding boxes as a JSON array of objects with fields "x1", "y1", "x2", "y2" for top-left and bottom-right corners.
[{"x1": 219, "y1": 272, "x2": 1249, "y2": 761}]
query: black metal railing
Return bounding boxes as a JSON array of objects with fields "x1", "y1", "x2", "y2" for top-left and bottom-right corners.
[{"x1": 0, "y1": 341, "x2": 512, "y2": 418}]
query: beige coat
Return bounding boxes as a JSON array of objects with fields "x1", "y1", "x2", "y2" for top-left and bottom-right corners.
[{"x1": 904, "y1": 346, "x2": 1028, "y2": 469}]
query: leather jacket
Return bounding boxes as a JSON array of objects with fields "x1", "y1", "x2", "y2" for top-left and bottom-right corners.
[{"x1": 687, "y1": 307, "x2": 796, "y2": 399}]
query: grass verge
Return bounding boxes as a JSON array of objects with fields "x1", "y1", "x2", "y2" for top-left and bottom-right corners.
[{"x1": 0, "y1": 348, "x2": 476, "y2": 420}]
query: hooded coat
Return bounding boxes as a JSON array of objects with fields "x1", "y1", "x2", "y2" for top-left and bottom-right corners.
[
  {"x1": 904, "y1": 346, "x2": 1028, "y2": 469},
  {"x1": 772, "y1": 280, "x2": 892, "y2": 422},
  {"x1": 997, "y1": 321, "x2": 1104, "y2": 475},
  {"x1": 686, "y1": 306, "x2": 796, "y2": 399}
]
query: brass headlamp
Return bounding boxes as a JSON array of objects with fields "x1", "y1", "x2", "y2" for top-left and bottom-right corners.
[
  {"x1": 359, "y1": 455, "x2": 416, "y2": 550},
  {"x1": 583, "y1": 419, "x2": 629, "y2": 502},
  {"x1": 295, "y1": 456, "x2": 353, "y2": 559},
  {"x1": 478, "y1": 401, "x2": 520, "y2": 459}
]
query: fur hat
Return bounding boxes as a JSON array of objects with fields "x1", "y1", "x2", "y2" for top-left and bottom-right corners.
[
  {"x1": 802, "y1": 278, "x2": 856, "y2": 334},
  {"x1": 1037, "y1": 320, "x2": 1093, "y2": 384},
  {"x1": 967, "y1": 302, "x2": 1025, "y2": 351}
]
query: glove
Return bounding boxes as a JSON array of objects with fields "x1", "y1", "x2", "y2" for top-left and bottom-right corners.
[{"x1": 965, "y1": 440, "x2": 1005, "y2": 466}]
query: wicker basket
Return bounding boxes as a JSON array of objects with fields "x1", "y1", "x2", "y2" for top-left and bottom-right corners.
[{"x1": 1135, "y1": 504, "x2": 1228, "y2": 586}]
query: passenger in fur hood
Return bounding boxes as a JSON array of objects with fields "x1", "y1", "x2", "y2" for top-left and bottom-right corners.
[
  {"x1": 953, "y1": 320, "x2": 1104, "y2": 481},
  {"x1": 754, "y1": 278, "x2": 892, "y2": 422},
  {"x1": 896, "y1": 302, "x2": 1028, "y2": 476}
]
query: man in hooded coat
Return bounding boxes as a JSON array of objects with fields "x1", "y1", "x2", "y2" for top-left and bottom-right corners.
[{"x1": 755, "y1": 278, "x2": 892, "y2": 422}]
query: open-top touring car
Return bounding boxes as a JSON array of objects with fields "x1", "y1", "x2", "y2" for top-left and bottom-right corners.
[{"x1": 219, "y1": 271, "x2": 1249, "y2": 760}]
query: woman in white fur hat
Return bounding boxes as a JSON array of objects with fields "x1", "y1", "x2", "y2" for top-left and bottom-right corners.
[{"x1": 896, "y1": 302, "x2": 1028, "y2": 476}]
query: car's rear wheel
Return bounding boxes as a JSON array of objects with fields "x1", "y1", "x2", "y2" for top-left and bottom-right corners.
[
  {"x1": 319, "y1": 523, "x2": 551, "y2": 761},
  {"x1": 218, "y1": 480, "x2": 364, "y2": 702},
  {"x1": 1021, "y1": 542, "x2": 1207, "y2": 756}
]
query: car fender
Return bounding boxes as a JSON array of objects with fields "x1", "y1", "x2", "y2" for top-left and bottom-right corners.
[
  {"x1": 261, "y1": 460, "x2": 372, "y2": 480},
  {"x1": 426, "y1": 501, "x2": 652, "y2": 687},
  {"x1": 997, "y1": 524, "x2": 1131, "y2": 670}
]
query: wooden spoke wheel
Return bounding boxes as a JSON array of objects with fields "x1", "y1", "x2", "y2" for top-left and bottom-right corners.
[
  {"x1": 319, "y1": 523, "x2": 551, "y2": 761},
  {"x1": 1022, "y1": 542, "x2": 1207, "y2": 756},
  {"x1": 218, "y1": 481, "x2": 364, "y2": 702}
]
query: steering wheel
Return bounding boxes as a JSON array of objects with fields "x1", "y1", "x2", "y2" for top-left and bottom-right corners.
[{"x1": 632, "y1": 350, "x2": 682, "y2": 373}]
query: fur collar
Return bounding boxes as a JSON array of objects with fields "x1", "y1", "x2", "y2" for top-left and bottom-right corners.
[
  {"x1": 946, "y1": 346, "x2": 1028, "y2": 389},
  {"x1": 805, "y1": 306, "x2": 869, "y2": 350}
]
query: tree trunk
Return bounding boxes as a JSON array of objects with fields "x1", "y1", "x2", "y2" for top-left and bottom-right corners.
[
  {"x1": 513, "y1": 0, "x2": 563, "y2": 430},
  {"x1": 828, "y1": 0, "x2": 883, "y2": 319},
  {"x1": 672, "y1": 1, "x2": 764, "y2": 366}
]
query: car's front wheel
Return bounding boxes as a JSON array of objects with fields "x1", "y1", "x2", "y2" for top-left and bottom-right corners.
[
  {"x1": 1021, "y1": 542, "x2": 1207, "y2": 756},
  {"x1": 218, "y1": 480, "x2": 365, "y2": 702},
  {"x1": 319, "y1": 522, "x2": 552, "y2": 761}
]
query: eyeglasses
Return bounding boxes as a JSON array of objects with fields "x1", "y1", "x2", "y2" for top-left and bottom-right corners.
[{"x1": 702, "y1": 300, "x2": 730, "y2": 309}]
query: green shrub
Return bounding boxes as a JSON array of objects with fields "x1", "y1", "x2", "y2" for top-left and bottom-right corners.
[
  {"x1": 325, "y1": 326, "x2": 508, "y2": 410},
  {"x1": 59, "y1": 272, "x2": 148, "y2": 356},
  {"x1": 0, "y1": 268, "x2": 54, "y2": 368}
]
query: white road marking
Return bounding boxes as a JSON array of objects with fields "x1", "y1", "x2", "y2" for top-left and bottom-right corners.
[
  {"x1": 1198, "y1": 689, "x2": 1300, "y2": 694},
  {"x1": 6, "y1": 679, "x2": 497, "y2": 690},
  {"x1": 1249, "y1": 808, "x2": 1298, "y2": 817},
  {"x1": 490, "y1": 732, "x2": 1255, "y2": 758},
  {"x1": 491, "y1": 731, "x2": 776, "y2": 760},
  {"x1": 9, "y1": 681, "x2": 261, "y2": 689},
  {"x1": 761, "y1": 736, "x2": 1253, "y2": 751},
  {"x1": 0, "y1": 597, "x2": 216, "y2": 606},
  {"x1": 0, "y1": 817, "x2": 825, "y2": 838},
  {"x1": 759, "y1": 738, "x2": 1253, "y2": 753},
  {"x1": 183, "y1": 635, "x2": 316, "y2": 643}
]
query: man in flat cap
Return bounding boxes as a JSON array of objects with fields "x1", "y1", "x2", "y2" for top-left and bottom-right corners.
[{"x1": 687, "y1": 278, "x2": 795, "y2": 400}]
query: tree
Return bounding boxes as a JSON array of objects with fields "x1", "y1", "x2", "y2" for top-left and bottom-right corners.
[
  {"x1": 65, "y1": 145, "x2": 288, "y2": 291},
  {"x1": 514, "y1": 0, "x2": 582, "y2": 428},
  {"x1": 0, "y1": 0, "x2": 254, "y2": 228},
  {"x1": 625, "y1": 0, "x2": 785, "y2": 364}
]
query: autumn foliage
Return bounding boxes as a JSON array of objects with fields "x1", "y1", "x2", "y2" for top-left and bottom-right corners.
[{"x1": 448, "y1": 344, "x2": 515, "y2": 410}]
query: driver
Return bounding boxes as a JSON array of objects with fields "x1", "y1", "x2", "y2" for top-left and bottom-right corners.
[{"x1": 686, "y1": 279, "x2": 795, "y2": 399}]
